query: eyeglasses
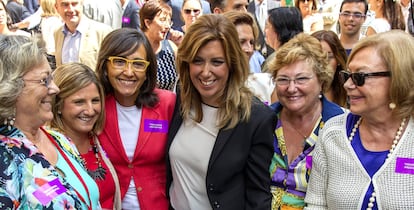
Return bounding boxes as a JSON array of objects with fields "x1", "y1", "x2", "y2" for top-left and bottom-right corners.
[
  {"x1": 24, "y1": 73, "x2": 54, "y2": 87},
  {"x1": 107, "y1": 56, "x2": 150, "y2": 72},
  {"x1": 275, "y1": 75, "x2": 314, "y2": 86},
  {"x1": 339, "y1": 70, "x2": 391, "y2": 86},
  {"x1": 183, "y1": 9, "x2": 200, "y2": 15},
  {"x1": 339, "y1": 12, "x2": 366, "y2": 20}
]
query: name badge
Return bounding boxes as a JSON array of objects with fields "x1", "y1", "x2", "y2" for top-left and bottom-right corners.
[
  {"x1": 32, "y1": 178, "x2": 67, "y2": 205},
  {"x1": 122, "y1": 17, "x2": 130, "y2": 24},
  {"x1": 144, "y1": 119, "x2": 168, "y2": 133},
  {"x1": 306, "y1": 155, "x2": 312, "y2": 169},
  {"x1": 395, "y1": 157, "x2": 414, "y2": 175}
]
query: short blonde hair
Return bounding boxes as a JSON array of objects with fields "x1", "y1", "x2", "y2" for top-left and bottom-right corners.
[
  {"x1": 269, "y1": 33, "x2": 333, "y2": 93},
  {"x1": 348, "y1": 30, "x2": 414, "y2": 118}
]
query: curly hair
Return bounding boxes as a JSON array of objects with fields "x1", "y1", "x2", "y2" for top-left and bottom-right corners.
[{"x1": 269, "y1": 33, "x2": 333, "y2": 93}]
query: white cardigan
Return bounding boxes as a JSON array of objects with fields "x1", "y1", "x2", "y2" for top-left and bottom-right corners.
[{"x1": 304, "y1": 113, "x2": 414, "y2": 209}]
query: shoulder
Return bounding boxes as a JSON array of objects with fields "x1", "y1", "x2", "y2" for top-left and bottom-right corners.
[
  {"x1": 153, "y1": 88, "x2": 177, "y2": 108},
  {"x1": 45, "y1": 128, "x2": 80, "y2": 156},
  {"x1": 251, "y1": 98, "x2": 276, "y2": 120},
  {"x1": 154, "y1": 88, "x2": 176, "y2": 100}
]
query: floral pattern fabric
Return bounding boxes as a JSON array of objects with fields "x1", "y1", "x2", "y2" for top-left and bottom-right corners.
[{"x1": 0, "y1": 126, "x2": 84, "y2": 209}]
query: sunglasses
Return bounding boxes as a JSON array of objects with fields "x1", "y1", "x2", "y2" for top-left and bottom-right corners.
[
  {"x1": 183, "y1": 9, "x2": 201, "y2": 15},
  {"x1": 339, "y1": 70, "x2": 391, "y2": 86}
]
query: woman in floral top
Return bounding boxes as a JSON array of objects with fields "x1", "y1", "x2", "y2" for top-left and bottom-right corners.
[{"x1": 0, "y1": 35, "x2": 100, "y2": 209}]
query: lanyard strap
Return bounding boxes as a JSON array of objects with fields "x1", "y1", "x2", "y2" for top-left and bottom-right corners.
[{"x1": 41, "y1": 128, "x2": 92, "y2": 210}]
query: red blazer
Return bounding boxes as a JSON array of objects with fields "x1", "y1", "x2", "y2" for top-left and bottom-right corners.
[{"x1": 99, "y1": 89, "x2": 176, "y2": 210}]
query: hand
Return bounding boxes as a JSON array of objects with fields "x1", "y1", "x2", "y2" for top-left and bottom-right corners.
[{"x1": 168, "y1": 29, "x2": 184, "y2": 46}]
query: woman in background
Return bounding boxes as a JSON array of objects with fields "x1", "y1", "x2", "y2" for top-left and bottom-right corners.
[
  {"x1": 0, "y1": 1, "x2": 30, "y2": 36},
  {"x1": 312, "y1": 30, "x2": 348, "y2": 107},
  {"x1": 39, "y1": 0, "x2": 62, "y2": 70},
  {"x1": 179, "y1": 0, "x2": 203, "y2": 33},
  {"x1": 295, "y1": 0, "x2": 324, "y2": 34},
  {"x1": 366, "y1": 0, "x2": 405, "y2": 35},
  {"x1": 140, "y1": 0, "x2": 178, "y2": 91},
  {"x1": 51, "y1": 63, "x2": 121, "y2": 209}
]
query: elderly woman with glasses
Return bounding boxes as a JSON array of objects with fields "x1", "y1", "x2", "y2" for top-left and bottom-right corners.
[
  {"x1": 96, "y1": 28, "x2": 176, "y2": 210},
  {"x1": 268, "y1": 33, "x2": 344, "y2": 210},
  {"x1": 0, "y1": 35, "x2": 100, "y2": 209},
  {"x1": 305, "y1": 30, "x2": 414, "y2": 210}
]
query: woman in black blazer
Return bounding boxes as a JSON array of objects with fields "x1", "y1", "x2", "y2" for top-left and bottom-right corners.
[{"x1": 166, "y1": 14, "x2": 277, "y2": 210}]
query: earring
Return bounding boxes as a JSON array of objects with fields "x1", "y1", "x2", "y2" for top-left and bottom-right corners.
[
  {"x1": 3, "y1": 116, "x2": 15, "y2": 130},
  {"x1": 57, "y1": 110, "x2": 62, "y2": 115},
  {"x1": 389, "y1": 102, "x2": 396, "y2": 110},
  {"x1": 318, "y1": 94, "x2": 322, "y2": 99}
]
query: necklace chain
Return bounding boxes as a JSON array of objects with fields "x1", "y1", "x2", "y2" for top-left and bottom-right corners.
[
  {"x1": 287, "y1": 114, "x2": 321, "y2": 141},
  {"x1": 348, "y1": 117, "x2": 406, "y2": 210}
]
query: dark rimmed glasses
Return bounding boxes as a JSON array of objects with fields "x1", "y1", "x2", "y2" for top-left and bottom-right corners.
[
  {"x1": 24, "y1": 73, "x2": 54, "y2": 87},
  {"x1": 107, "y1": 56, "x2": 150, "y2": 72},
  {"x1": 183, "y1": 9, "x2": 201, "y2": 15},
  {"x1": 339, "y1": 70, "x2": 391, "y2": 86}
]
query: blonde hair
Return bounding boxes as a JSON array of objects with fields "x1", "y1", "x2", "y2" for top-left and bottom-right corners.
[
  {"x1": 348, "y1": 30, "x2": 414, "y2": 118},
  {"x1": 51, "y1": 63, "x2": 105, "y2": 134},
  {"x1": 41, "y1": 0, "x2": 59, "y2": 18},
  {"x1": 177, "y1": 14, "x2": 253, "y2": 129},
  {"x1": 269, "y1": 33, "x2": 333, "y2": 93}
]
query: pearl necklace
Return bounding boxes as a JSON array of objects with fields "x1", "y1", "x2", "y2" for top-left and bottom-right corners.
[{"x1": 348, "y1": 117, "x2": 406, "y2": 210}]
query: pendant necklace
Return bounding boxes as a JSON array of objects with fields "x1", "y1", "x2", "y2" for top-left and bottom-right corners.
[{"x1": 348, "y1": 117, "x2": 406, "y2": 210}]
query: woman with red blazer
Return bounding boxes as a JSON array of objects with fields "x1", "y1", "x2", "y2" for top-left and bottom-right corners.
[{"x1": 96, "y1": 28, "x2": 176, "y2": 210}]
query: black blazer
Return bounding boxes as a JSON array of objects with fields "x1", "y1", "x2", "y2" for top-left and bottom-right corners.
[{"x1": 166, "y1": 96, "x2": 277, "y2": 210}]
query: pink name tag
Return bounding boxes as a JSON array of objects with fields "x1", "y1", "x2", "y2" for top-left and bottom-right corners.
[
  {"x1": 395, "y1": 157, "x2": 414, "y2": 175},
  {"x1": 32, "y1": 178, "x2": 67, "y2": 205},
  {"x1": 306, "y1": 155, "x2": 312, "y2": 169}
]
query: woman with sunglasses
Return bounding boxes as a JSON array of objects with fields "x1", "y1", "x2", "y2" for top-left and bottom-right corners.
[
  {"x1": 268, "y1": 33, "x2": 344, "y2": 210},
  {"x1": 96, "y1": 28, "x2": 176, "y2": 210},
  {"x1": 179, "y1": 0, "x2": 203, "y2": 33},
  {"x1": 305, "y1": 30, "x2": 414, "y2": 209}
]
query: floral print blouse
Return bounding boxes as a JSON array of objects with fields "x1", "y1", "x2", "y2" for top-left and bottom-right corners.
[{"x1": 0, "y1": 126, "x2": 85, "y2": 209}]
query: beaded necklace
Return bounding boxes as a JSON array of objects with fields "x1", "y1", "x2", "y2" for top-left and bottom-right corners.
[
  {"x1": 348, "y1": 117, "x2": 406, "y2": 210},
  {"x1": 85, "y1": 137, "x2": 107, "y2": 180}
]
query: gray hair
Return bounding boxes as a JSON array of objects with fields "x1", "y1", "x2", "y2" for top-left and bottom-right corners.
[{"x1": 0, "y1": 35, "x2": 46, "y2": 120}]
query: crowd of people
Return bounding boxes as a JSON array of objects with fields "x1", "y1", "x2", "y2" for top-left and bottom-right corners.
[{"x1": 0, "y1": 0, "x2": 413, "y2": 209}]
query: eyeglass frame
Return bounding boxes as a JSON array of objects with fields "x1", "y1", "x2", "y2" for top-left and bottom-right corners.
[
  {"x1": 107, "y1": 56, "x2": 150, "y2": 72},
  {"x1": 339, "y1": 70, "x2": 391, "y2": 86},
  {"x1": 274, "y1": 75, "x2": 314, "y2": 86},
  {"x1": 23, "y1": 73, "x2": 54, "y2": 87},
  {"x1": 339, "y1": 12, "x2": 366, "y2": 20},
  {"x1": 183, "y1": 9, "x2": 201, "y2": 15}
]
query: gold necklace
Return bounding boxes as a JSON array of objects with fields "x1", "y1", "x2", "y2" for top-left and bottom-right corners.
[
  {"x1": 286, "y1": 113, "x2": 321, "y2": 141},
  {"x1": 348, "y1": 117, "x2": 406, "y2": 210}
]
